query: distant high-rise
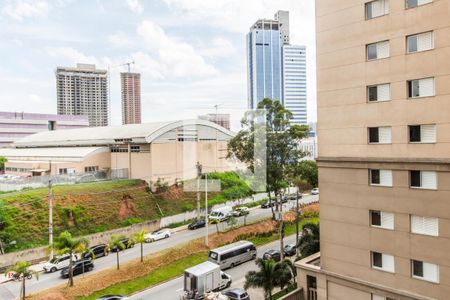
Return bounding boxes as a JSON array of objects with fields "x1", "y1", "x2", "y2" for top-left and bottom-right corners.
[
  {"x1": 282, "y1": 45, "x2": 307, "y2": 124},
  {"x1": 247, "y1": 11, "x2": 307, "y2": 125},
  {"x1": 121, "y1": 72, "x2": 141, "y2": 125},
  {"x1": 198, "y1": 113, "x2": 230, "y2": 130},
  {"x1": 56, "y1": 64, "x2": 108, "y2": 127}
]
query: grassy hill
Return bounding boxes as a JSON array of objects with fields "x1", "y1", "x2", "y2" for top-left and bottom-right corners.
[{"x1": 0, "y1": 172, "x2": 253, "y2": 253}]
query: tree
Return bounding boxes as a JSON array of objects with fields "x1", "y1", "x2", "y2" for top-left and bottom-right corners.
[
  {"x1": 293, "y1": 160, "x2": 318, "y2": 188},
  {"x1": 244, "y1": 258, "x2": 277, "y2": 300},
  {"x1": 274, "y1": 259, "x2": 295, "y2": 292},
  {"x1": 0, "y1": 156, "x2": 6, "y2": 172},
  {"x1": 209, "y1": 217, "x2": 220, "y2": 234},
  {"x1": 298, "y1": 222, "x2": 320, "y2": 259},
  {"x1": 132, "y1": 230, "x2": 147, "y2": 263},
  {"x1": 52, "y1": 231, "x2": 88, "y2": 287},
  {"x1": 109, "y1": 235, "x2": 126, "y2": 270},
  {"x1": 7, "y1": 261, "x2": 39, "y2": 300},
  {"x1": 228, "y1": 98, "x2": 309, "y2": 260}
]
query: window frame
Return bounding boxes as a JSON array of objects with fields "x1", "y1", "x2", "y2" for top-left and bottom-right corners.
[
  {"x1": 366, "y1": 40, "x2": 390, "y2": 61},
  {"x1": 371, "y1": 251, "x2": 395, "y2": 273},
  {"x1": 367, "y1": 83, "x2": 391, "y2": 102},
  {"x1": 365, "y1": 0, "x2": 389, "y2": 20},
  {"x1": 407, "y1": 78, "x2": 435, "y2": 99},
  {"x1": 406, "y1": 0, "x2": 433, "y2": 9},
  {"x1": 411, "y1": 259, "x2": 439, "y2": 283},
  {"x1": 406, "y1": 31, "x2": 434, "y2": 54},
  {"x1": 408, "y1": 124, "x2": 436, "y2": 144},
  {"x1": 409, "y1": 170, "x2": 437, "y2": 190}
]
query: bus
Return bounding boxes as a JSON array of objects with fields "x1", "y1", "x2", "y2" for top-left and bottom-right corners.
[{"x1": 208, "y1": 240, "x2": 257, "y2": 269}]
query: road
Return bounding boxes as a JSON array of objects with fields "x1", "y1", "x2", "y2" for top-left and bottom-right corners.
[
  {"x1": 130, "y1": 235, "x2": 298, "y2": 300},
  {"x1": 0, "y1": 194, "x2": 317, "y2": 300}
]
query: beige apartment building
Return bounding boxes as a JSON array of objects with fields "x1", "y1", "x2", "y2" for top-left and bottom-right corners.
[
  {"x1": 121, "y1": 72, "x2": 141, "y2": 124},
  {"x1": 296, "y1": 1, "x2": 450, "y2": 300}
]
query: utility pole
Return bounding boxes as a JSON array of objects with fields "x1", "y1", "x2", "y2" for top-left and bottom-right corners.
[
  {"x1": 296, "y1": 190, "x2": 300, "y2": 258},
  {"x1": 48, "y1": 178, "x2": 54, "y2": 259},
  {"x1": 279, "y1": 193, "x2": 284, "y2": 261},
  {"x1": 196, "y1": 162, "x2": 202, "y2": 219},
  {"x1": 205, "y1": 173, "x2": 209, "y2": 247}
]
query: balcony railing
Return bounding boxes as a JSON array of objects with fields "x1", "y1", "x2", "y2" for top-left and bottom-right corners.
[{"x1": 308, "y1": 288, "x2": 317, "y2": 300}]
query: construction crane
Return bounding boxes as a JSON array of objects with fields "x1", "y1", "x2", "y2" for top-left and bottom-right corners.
[{"x1": 117, "y1": 61, "x2": 135, "y2": 73}]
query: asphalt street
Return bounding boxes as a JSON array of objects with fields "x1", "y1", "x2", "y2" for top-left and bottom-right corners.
[{"x1": 0, "y1": 194, "x2": 317, "y2": 300}]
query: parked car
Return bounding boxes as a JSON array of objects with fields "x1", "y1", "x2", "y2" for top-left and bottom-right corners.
[
  {"x1": 96, "y1": 295, "x2": 129, "y2": 300},
  {"x1": 209, "y1": 206, "x2": 233, "y2": 223},
  {"x1": 232, "y1": 207, "x2": 250, "y2": 217},
  {"x1": 260, "y1": 201, "x2": 274, "y2": 209},
  {"x1": 82, "y1": 244, "x2": 109, "y2": 260},
  {"x1": 283, "y1": 243, "x2": 297, "y2": 257},
  {"x1": 60, "y1": 260, "x2": 94, "y2": 278},
  {"x1": 144, "y1": 229, "x2": 171, "y2": 242},
  {"x1": 311, "y1": 188, "x2": 319, "y2": 195},
  {"x1": 288, "y1": 193, "x2": 300, "y2": 200},
  {"x1": 43, "y1": 254, "x2": 77, "y2": 273},
  {"x1": 188, "y1": 219, "x2": 206, "y2": 230},
  {"x1": 262, "y1": 249, "x2": 281, "y2": 262},
  {"x1": 224, "y1": 288, "x2": 250, "y2": 300},
  {"x1": 110, "y1": 238, "x2": 134, "y2": 252}
]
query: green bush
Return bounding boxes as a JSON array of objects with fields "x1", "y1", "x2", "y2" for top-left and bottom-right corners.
[{"x1": 122, "y1": 217, "x2": 143, "y2": 226}]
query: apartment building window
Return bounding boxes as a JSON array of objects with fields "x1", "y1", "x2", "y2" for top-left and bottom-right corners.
[
  {"x1": 407, "y1": 78, "x2": 435, "y2": 98},
  {"x1": 406, "y1": 0, "x2": 432, "y2": 9},
  {"x1": 372, "y1": 294, "x2": 395, "y2": 300},
  {"x1": 407, "y1": 31, "x2": 434, "y2": 53},
  {"x1": 411, "y1": 260, "x2": 439, "y2": 283},
  {"x1": 367, "y1": 41, "x2": 390, "y2": 60},
  {"x1": 410, "y1": 170, "x2": 437, "y2": 189},
  {"x1": 59, "y1": 168, "x2": 68, "y2": 175},
  {"x1": 369, "y1": 169, "x2": 393, "y2": 186},
  {"x1": 409, "y1": 124, "x2": 436, "y2": 143},
  {"x1": 371, "y1": 252, "x2": 395, "y2": 273},
  {"x1": 368, "y1": 84, "x2": 390, "y2": 102},
  {"x1": 370, "y1": 210, "x2": 394, "y2": 229},
  {"x1": 368, "y1": 127, "x2": 391, "y2": 144},
  {"x1": 84, "y1": 166, "x2": 98, "y2": 173},
  {"x1": 366, "y1": 0, "x2": 389, "y2": 19},
  {"x1": 411, "y1": 215, "x2": 438, "y2": 236}
]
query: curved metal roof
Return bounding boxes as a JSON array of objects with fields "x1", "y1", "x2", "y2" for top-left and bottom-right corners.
[{"x1": 13, "y1": 119, "x2": 234, "y2": 148}]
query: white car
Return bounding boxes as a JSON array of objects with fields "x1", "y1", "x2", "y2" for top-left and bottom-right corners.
[
  {"x1": 43, "y1": 254, "x2": 77, "y2": 273},
  {"x1": 311, "y1": 188, "x2": 319, "y2": 195},
  {"x1": 144, "y1": 229, "x2": 171, "y2": 242}
]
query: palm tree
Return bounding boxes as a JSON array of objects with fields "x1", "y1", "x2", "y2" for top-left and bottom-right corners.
[
  {"x1": 244, "y1": 258, "x2": 276, "y2": 300},
  {"x1": 274, "y1": 259, "x2": 296, "y2": 293},
  {"x1": 132, "y1": 230, "x2": 146, "y2": 263},
  {"x1": 109, "y1": 235, "x2": 126, "y2": 270},
  {"x1": 52, "y1": 231, "x2": 89, "y2": 287},
  {"x1": 7, "y1": 261, "x2": 39, "y2": 300},
  {"x1": 298, "y1": 222, "x2": 320, "y2": 259}
]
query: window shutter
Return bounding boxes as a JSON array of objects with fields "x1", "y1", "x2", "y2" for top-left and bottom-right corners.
[
  {"x1": 418, "y1": 0, "x2": 433, "y2": 5},
  {"x1": 376, "y1": 41, "x2": 390, "y2": 59},
  {"x1": 418, "y1": 78, "x2": 434, "y2": 97},
  {"x1": 412, "y1": 215, "x2": 439, "y2": 236},
  {"x1": 417, "y1": 32, "x2": 433, "y2": 51},
  {"x1": 421, "y1": 171, "x2": 437, "y2": 189},
  {"x1": 379, "y1": 170, "x2": 393, "y2": 186},
  {"x1": 423, "y1": 262, "x2": 439, "y2": 283},
  {"x1": 381, "y1": 212, "x2": 394, "y2": 229},
  {"x1": 378, "y1": 127, "x2": 391, "y2": 143},
  {"x1": 372, "y1": 296, "x2": 385, "y2": 300},
  {"x1": 377, "y1": 84, "x2": 390, "y2": 101},
  {"x1": 411, "y1": 215, "x2": 425, "y2": 234},
  {"x1": 421, "y1": 124, "x2": 436, "y2": 142},
  {"x1": 382, "y1": 254, "x2": 395, "y2": 272}
]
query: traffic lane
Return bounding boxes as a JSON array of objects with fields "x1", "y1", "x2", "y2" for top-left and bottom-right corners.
[
  {"x1": 130, "y1": 235, "x2": 297, "y2": 300},
  {"x1": 2, "y1": 194, "x2": 317, "y2": 297}
]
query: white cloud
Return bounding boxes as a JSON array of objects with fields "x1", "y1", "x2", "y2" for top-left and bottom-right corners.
[
  {"x1": 126, "y1": 0, "x2": 143, "y2": 14},
  {"x1": 136, "y1": 20, "x2": 217, "y2": 78},
  {"x1": 199, "y1": 37, "x2": 236, "y2": 58},
  {"x1": 1, "y1": 0, "x2": 49, "y2": 21},
  {"x1": 46, "y1": 47, "x2": 98, "y2": 65},
  {"x1": 107, "y1": 31, "x2": 134, "y2": 48}
]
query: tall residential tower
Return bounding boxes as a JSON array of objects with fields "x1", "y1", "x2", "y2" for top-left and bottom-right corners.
[
  {"x1": 296, "y1": 1, "x2": 450, "y2": 299},
  {"x1": 121, "y1": 72, "x2": 141, "y2": 124},
  {"x1": 56, "y1": 64, "x2": 108, "y2": 127}
]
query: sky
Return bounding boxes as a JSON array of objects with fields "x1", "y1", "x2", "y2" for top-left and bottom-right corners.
[{"x1": 0, "y1": 0, "x2": 316, "y2": 128}]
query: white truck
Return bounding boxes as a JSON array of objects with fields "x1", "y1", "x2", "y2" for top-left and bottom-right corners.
[
  {"x1": 209, "y1": 206, "x2": 233, "y2": 223},
  {"x1": 183, "y1": 261, "x2": 232, "y2": 299}
]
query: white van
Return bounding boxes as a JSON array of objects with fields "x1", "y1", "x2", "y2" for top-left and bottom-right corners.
[{"x1": 209, "y1": 206, "x2": 233, "y2": 223}]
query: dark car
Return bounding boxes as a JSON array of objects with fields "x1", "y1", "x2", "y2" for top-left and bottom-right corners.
[
  {"x1": 224, "y1": 288, "x2": 250, "y2": 300},
  {"x1": 262, "y1": 249, "x2": 281, "y2": 262},
  {"x1": 83, "y1": 244, "x2": 109, "y2": 259},
  {"x1": 60, "y1": 260, "x2": 94, "y2": 278},
  {"x1": 188, "y1": 219, "x2": 206, "y2": 230},
  {"x1": 110, "y1": 238, "x2": 134, "y2": 252},
  {"x1": 96, "y1": 295, "x2": 129, "y2": 300},
  {"x1": 283, "y1": 243, "x2": 297, "y2": 257},
  {"x1": 281, "y1": 196, "x2": 288, "y2": 203},
  {"x1": 260, "y1": 201, "x2": 274, "y2": 209}
]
